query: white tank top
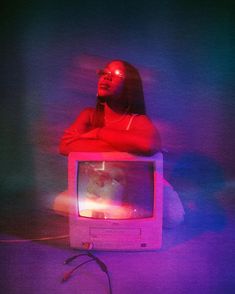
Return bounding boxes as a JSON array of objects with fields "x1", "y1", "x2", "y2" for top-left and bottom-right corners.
[{"x1": 126, "y1": 114, "x2": 138, "y2": 130}]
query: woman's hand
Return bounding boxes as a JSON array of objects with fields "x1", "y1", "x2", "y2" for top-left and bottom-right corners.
[{"x1": 61, "y1": 129, "x2": 81, "y2": 144}]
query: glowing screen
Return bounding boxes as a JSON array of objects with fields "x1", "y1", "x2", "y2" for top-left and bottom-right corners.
[{"x1": 77, "y1": 161, "x2": 154, "y2": 219}]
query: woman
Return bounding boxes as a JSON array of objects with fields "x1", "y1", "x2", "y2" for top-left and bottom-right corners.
[
  {"x1": 58, "y1": 59, "x2": 184, "y2": 227},
  {"x1": 59, "y1": 60, "x2": 161, "y2": 155}
]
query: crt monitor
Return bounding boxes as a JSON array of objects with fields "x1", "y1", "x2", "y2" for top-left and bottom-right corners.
[{"x1": 68, "y1": 152, "x2": 163, "y2": 250}]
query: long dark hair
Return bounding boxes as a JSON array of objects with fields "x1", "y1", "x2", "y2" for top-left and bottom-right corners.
[{"x1": 92, "y1": 60, "x2": 146, "y2": 128}]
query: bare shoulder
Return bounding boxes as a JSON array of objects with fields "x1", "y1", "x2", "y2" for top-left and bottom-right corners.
[
  {"x1": 74, "y1": 107, "x2": 95, "y2": 122},
  {"x1": 131, "y1": 114, "x2": 156, "y2": 131},
  {"x1": 79, "y1": 107, "x2": 95, "y2": 117},
  {"x1": 68, "y1": 107, "x2": 95, "y2": 130}
]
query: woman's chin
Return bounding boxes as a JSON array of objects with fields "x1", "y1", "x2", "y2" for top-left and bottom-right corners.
[{"x1": 98, "y1": 90, "x2": 110, "y2": 97}]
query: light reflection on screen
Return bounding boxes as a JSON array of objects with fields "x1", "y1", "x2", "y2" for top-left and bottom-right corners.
[{"x1": 77, "y1": 161, "x2": 154, "y2": 219}]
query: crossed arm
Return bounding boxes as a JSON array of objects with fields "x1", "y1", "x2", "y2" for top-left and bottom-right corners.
[{"x1": 59, "y1": 108, "x2": 161, "y2": 156}]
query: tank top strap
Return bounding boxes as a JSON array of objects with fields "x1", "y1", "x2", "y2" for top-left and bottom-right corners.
[{"x1": 126, "y1": 114, "x2": 139, "y2": 130}]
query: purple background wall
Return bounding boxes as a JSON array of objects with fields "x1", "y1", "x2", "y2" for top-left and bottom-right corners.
[{"x1": 1, "y1": 1, "x2": 234, "y2": 207}]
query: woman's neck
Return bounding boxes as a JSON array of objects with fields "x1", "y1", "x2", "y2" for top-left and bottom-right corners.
[{"x1": 104, "y1": 103, "x2": 128, "y2": 123}]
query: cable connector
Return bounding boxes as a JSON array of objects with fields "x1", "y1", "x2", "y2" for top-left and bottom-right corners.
[{"x1": 62, "y1": 270, "x2": 73, "y2": 282}]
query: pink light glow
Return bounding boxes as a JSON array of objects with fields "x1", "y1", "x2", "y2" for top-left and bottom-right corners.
[{"x1": 79, "y1": 199, "x2": 134, "y2": 219}]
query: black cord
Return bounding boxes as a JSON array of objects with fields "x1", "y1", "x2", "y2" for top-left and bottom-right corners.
[
  {"x1": 62, "y1": 258, "x2": 94, "y2": 282},
  {"x1": 87, "y1": 252, "x2": 108, "y2": 272},
  {"x1": 64, "y1": 253, "x2": 89, "y2": 264},
  {"x1": 63, "y1": 251, "x2": 112, "y2": 294},
  {"x1": 87, "y1": 252, "x2": 112, "y2": 294}
]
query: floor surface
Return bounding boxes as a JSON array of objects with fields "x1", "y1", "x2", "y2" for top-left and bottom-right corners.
[{"x1": 1, "y1": 180, "x2": 235, "y2": 294}]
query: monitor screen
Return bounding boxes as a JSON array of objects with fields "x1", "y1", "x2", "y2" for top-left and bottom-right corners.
[{"x1": 77, "y1": 161, "x2": 154, "y2": 220}]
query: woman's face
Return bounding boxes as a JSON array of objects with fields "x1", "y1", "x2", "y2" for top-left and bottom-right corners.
[{"x1": 97, "y1": 61, "x2": 126, "y2": 98}]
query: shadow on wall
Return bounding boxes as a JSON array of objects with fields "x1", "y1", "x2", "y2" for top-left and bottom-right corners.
[
  {"x1": 1, "y1": 21, "x2": 36, "y2": 211},
  {"x1": 170, "y1": 152, "x2": 226, "y2": 192},
  {"x1": 162, "y1": 152, "x2": 228, "y2": 249},
  {"x1": 170, "y1": 152, "x2": 226, "y2": 228}
]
